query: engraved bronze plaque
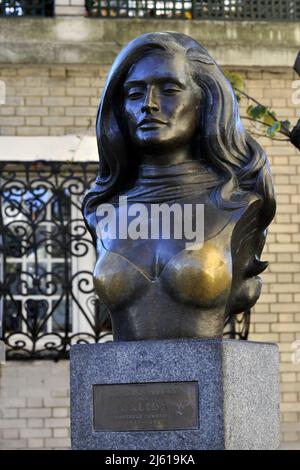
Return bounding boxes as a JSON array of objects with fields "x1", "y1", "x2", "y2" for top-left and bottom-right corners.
[{"x1": 93, "y1": 381, "x2": 199, "y2": 432}]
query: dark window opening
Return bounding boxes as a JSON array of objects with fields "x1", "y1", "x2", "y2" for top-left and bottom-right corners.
[{"x1": 0, "y1": 0, "x2": 55, "y2": 17}]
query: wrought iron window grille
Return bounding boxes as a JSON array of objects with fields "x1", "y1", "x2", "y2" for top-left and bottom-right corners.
[
  {"x1": 0, "y1": 160, "x2": 249, "y2": 360},
  {"x1": 85, "y1": 0, "x2": 300, "y2": 21}
]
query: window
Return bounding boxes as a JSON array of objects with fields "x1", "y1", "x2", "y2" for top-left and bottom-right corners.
[
  {"x1": 85, "y1": 0, "x2": 300, "y2": 20},
  {"x1": 0, "y1": 161, "x2": 111, "y2": 360},
  {"x1": 0, "y1": 0, "x2": 54, "y2": 17}
]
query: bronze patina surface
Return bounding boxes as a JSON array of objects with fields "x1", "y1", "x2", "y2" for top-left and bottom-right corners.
[{"x1": 83, "y1": 32, "x2": 276, "y2": 340}]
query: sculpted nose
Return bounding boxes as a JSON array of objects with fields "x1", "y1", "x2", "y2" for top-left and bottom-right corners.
[{"x1": 141, "y1": 86, "x2": 159, "y2": 113}]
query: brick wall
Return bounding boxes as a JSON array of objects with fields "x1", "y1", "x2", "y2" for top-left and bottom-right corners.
[
  {"x1": 0, "y1": 361, "x2": 70, "y2": 449},
  {"x1": 234, "y1": 69, "x2": 300, "y2": 447},
  {"x1": 0, "y1": 65, "x2": 299, "y2": 449},
  {"x1": 240, "y1": 69, "x2": 300, "y2": 447},
  {"x1": 0, "y1": 65, "x2": 107, "y2": 136}
]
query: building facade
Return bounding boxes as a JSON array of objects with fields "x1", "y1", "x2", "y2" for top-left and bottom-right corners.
[{"x1": 0, "y1": 0, "x2": 300, "y2": 449}]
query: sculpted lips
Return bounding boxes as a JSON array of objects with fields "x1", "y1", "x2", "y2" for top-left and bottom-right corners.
[{"x1": 138, "y1": 118, "x2": 167, "y2": 129}]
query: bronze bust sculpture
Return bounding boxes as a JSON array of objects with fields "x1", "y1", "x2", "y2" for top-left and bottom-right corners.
[{"x1": 83, "y1": 32, "x2": 276, "y2": 341}]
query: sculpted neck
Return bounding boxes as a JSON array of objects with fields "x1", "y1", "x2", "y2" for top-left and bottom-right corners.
[{"x1": 139, "y1": 145, "x2": 194, "y2": 166}]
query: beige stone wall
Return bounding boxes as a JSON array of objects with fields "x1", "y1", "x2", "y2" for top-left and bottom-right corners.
[
  {"x1": 238, "y1": 69, "x2": 300, "y2": 447},
  {"x1": 0, "y1": 361, "x2": 70, "y2": 449},
  {"x1": 0, "y1": 64, "x2": 299, "y2": 449},
  {"x1": 0, "y1": 18, "x2": 298, "y2": 67},
  {"x1": 0, "y1": 65, "x2": 107, "y2": 136},
  {"x1": 55, "y1": 0, "x2": 86, "y2": 16}
]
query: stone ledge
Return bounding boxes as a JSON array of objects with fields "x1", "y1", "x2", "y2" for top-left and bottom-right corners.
[{"x1": 0, "y1": 18, "x2": 299, "y2": 67}]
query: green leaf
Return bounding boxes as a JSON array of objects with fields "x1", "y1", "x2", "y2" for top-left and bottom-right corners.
[
  {"x1": 248, "y1": 105, "x2": 268, "y2": 120},
  {"x1": 263, "y1": 114, "x2": 275, "y2": 126},
  {"x1": 267, "y1": 121, "x2": 281, "y2": 138},
  {"x1": 224, "y1": 70, "x2": 245, "y2": 92}
]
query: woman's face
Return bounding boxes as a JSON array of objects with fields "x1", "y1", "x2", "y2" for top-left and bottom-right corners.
[{"x1": 123, "y1": 49, "x2": 201, "y2": 152}]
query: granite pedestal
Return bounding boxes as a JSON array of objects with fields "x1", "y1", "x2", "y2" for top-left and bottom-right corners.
[{"x1": 70, "y1": 339, "x2": 280, "y2": 450}]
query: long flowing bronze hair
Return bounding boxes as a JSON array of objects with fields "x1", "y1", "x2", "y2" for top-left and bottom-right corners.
[{"x1": 83, "y1": 32, "x2": 275, "y2": 243}]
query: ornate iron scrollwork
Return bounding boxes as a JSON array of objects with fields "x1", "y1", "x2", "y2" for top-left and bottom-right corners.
[{"x1": 0, "y1": 161, "x2": 111, "y2": 360}]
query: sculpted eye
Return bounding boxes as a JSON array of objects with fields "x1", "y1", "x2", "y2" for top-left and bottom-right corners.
[
  {"x1": 162, "y1": 87, "x2": 181, "y2": 95},
  {"x1": 126, "y1": 90, "x2": 144, "y2": 100}
]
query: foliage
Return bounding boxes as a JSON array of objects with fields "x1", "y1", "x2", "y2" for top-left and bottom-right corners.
[
  {"x1": 224, "y1": 70, "x2": 245, "y2": 102},
  {"x1": 224, "y1": 70, "x2": 292, "y2": 141}
]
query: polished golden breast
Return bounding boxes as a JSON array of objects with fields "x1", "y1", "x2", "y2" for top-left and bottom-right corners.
[
  {"x1": 94, "y1": 239, "x2": 232, "y2": 311},
  {"x1": 162, "y1": 241, "x2": 232, "y2": 308}
]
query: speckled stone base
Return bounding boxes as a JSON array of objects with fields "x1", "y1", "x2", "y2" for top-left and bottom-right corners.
[{"x1": 70, "y1": 339, "x2": 280, "y2": 450}]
